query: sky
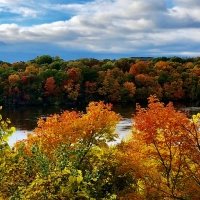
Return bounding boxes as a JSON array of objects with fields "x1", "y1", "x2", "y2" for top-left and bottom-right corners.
[{"x1": 0, "y1": 0, "x2": 200, "y2": 63}]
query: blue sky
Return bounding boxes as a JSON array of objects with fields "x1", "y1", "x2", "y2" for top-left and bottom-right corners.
[{"x1": 0, "y1": 0, "x2": 200, "y2": 63}]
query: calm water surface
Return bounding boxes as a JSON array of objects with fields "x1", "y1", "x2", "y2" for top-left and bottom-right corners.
[{"x1": 1, "y1": 103, "x2": 200, "y2": 146}]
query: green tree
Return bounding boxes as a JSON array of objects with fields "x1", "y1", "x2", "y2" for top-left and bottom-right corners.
[{"x1": 35, "y1": 55, "x2": 53, "y2": 65}]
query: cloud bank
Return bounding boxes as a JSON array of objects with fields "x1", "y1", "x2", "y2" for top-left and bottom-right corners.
[{"x1": 0, "y1": 0, "x2": 200, "y2": 62}]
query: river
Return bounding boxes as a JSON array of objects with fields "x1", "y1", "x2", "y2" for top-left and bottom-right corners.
[{"x1": 1, "y1": 102, "x2": 200, "y2": 146}]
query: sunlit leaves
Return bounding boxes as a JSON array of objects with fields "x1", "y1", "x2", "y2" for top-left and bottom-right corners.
[
  {"x1": 120, "y1": 95, "x2": 200, "y2": 199},
  {"x1": 4, "y1": 102, "x2": 122, "y2": 199},
  {"x1": 17, "y1": 101, "x2": 120, "y2": 157},
  {"x1": 2, "y1": 95, "x2": 200, "y2": 199}
]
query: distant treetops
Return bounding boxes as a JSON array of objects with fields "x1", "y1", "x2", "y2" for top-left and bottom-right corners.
[{"x1": 0, "y1": 55, "x2": 200, "y2": 106}]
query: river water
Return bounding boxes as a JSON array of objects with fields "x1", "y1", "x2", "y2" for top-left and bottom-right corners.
[{"x1": 1, "y1": 103, "x2": 200, "y2": 146}]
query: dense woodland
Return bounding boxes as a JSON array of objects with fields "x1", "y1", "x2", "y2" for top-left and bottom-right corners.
[
  {"x1": 1, "y1": 55, "x2": 200, "y2": 106},
  {"x1": 1, "y1": 97, "x2": 200, "y2": 199}
]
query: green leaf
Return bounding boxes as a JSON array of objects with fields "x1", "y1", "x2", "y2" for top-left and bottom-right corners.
[{"x1": 2, "y1": 135, "x2": 9, "y2": 142}]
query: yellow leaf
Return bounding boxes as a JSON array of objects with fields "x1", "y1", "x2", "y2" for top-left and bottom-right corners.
[
  {"x1": 10, "y1": 127, "x2": 16, "y2": 132},
  {"x1": 2, "y1": 135, "x2": 9, "y2": 142},
  {"x1": 77, "y1": 176, "x2": 83, "y2": 184},
  {"x1": 92, "y1": 178, "x2": 97, "y2": 182},
  {"x1": 192, "y1": 115, "x2": 198, "y2": 123},
  {"x1": 68, "y1": 175, "x2": 76, "y2": 184},
  {"x1": 6, "y1": 118, "x2": 11, "y2": 124}
]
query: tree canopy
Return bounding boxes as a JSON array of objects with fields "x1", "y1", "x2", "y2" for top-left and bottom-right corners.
[{"x1": 1, "y1": 55, "x2": 200, "y2": 106}]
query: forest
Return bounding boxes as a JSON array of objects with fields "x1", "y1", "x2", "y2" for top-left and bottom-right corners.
[
  {"x1": 1, "y1": 56, "x2": 200, "y2": 199},
  {"x1": 1, "y1": 97, "x2": 200, "y2": 199},
  {"x1": 0, "y1": 55, "x2": 200, "y2": 106}
]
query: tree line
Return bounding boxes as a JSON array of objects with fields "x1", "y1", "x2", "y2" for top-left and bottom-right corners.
[{"x1": 1, "y1": 55, "x2": 200, "y2": 106}]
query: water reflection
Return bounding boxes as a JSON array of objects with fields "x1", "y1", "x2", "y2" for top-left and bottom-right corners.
[{"x1": 1, "y1": 105, "x2": 84, "y2": 131}]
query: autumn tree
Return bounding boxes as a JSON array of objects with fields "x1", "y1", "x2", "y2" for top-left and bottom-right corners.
[
  {"x1": 44, "y1": 77, "x2": 55, "y2": 96},
  {"x1": 129, "y1": 61, "x2": 149, "y2": 76},
  {"x1": 121, "y1": 95, "x2": 200, "y2": 199},
  {"x1": 154, "y1": 61, "x2": 171, "y2": 71},
  {"x1": 67, "y1": 67, "x2": 82, "y2": 84},
  {"x1": 163, "y1": 79, "x2": 185, "y2": 101},
  {"x1": 11, "y1": 62, "x2": 27, "y2": 71},
  {"x1": 25, "y1": 65, "x2": 38, "y2": 75},
  {"x1": 8, "y1": 74, "x2": 20, "y2": 85},
  {"x1": 97, "y1": 68, "x2": 127, "y2": 102},
  {"x1": 9, "y1": 102, "x2": 124, "y2": 199},
  {"x1": 120, "y1": 81, "x2": 136, "y2": 102},
  {"x1": 98, "y1": 76, "x2": 121, "y2": 102},
  {"x1": 17, "y1": 101, "x2": 120, "y2": 156}
]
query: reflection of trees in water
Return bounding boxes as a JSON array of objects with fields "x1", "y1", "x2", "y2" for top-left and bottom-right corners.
[
  {"x1": 1, "y1": 103, "x2": 200, "y2": 132},
  {"x1": 1, "y1": 104, "x2": 87, "y2": 131},
  {"x1": 112, "y1": 103, "x2": 136, "y2": 119},
  {"x1": 1, "y1": 108, "x2": 41, "y2": 130},
  {"x1": 3, "y1": 103, "x2": 200, "y2": 147}
]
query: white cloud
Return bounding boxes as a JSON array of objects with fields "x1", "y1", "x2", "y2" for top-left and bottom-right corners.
[
  {"x1": 169, "y1": 6, "x2": 200, "y2": 22},
  {"x1": 1, "y1": 0, "x2": 200, "y2": 57},
  {"x1": 10, "y1": 7, "x2": 38, "y2": 17},
  {"x1": 0, "y1": 24, "x2": 21, "y2": 42},
  {"x1": 0, "y1": 0, "x2": 40, "y2": 19}
]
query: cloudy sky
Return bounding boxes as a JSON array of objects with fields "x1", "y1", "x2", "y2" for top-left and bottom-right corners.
[{"x1": 0, "y1": 0, "x2": 200, "y2": 63}]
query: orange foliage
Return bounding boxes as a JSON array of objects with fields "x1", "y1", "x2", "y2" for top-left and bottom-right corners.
[
  {"x1": 44, "y1": 77, "x2": 55, "y2": 96},
  {"x1": 123, "y1": 82, "x2": 136, "y2": 98},
  {"x1": 17, "y1": 101, "x2": 120, "y2": 156},
  {"x1": 25, "y1": 65, "x2": 38, "y2": 75},
  {"x1": 8, "y1": 74, "x2": 20, "y2": 84},
  {"x1": 68, "y1": 67, "x2": 82, "y2": 83},
  {"x1": 120, "y1": 95, "x2": 200, "y2": 199},
  {"x1": 154, "y1": 61, "x2": 173, "y2": 76},
  {"x1": 2, "y1": 63, "x2": 9, "y2": 68},
  {"x1": 154, "y1": 61, "x2": 170, "y2": 70},
  {"x1": 64, "y1": 79, "x2": 80, "y2": 100},
  {"x1": 133, "y1": 95, "x2": 189, "y2": 142},
  {"x1": 129, "y1": 61, "x2": 149, "y2": 76}
]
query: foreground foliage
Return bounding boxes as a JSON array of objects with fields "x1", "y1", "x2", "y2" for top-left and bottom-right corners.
[
  {"x1": 1, "y1": 98, "x2": 200, "y2": 199},
  {"x1": 119, "y1": 96, "x2": 200, "y2": 199}
]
